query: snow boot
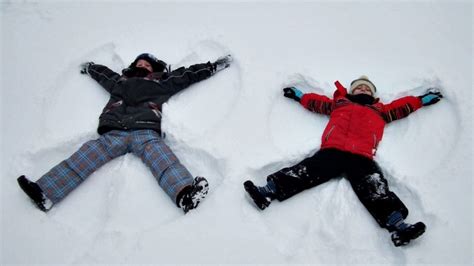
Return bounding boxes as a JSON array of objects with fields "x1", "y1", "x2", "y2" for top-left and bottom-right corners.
[
  {"x1": 391, "y1": 222, "x2": 426, "y2": 247},
  {"x1": 177, "y1": 176, "x2": 209, "y2": 213},
  {"x1": 243, "y1": 180, "x2": 272, "y2": 210},
  {"x1": 17, "y1": 175, "x2": 52, "y2": 212}
]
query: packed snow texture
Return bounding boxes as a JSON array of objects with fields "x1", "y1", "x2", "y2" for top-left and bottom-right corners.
[{"x1": 1, "y1": 1, "x2": 472, "y2": 265}]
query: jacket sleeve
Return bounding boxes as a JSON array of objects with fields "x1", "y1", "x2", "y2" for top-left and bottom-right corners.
[
  {"x1": 160, "y1": 62, "x2": 214, "y2": 94},
  {"x1": 300, "y1": 93, "x2": 334, "y2": 115},
  {"x1": 381, "y1": 96, "x2": 423, "y2": 123},
  {"x1": 86, "y1": 64, "x2": 121, "y2": 93}
]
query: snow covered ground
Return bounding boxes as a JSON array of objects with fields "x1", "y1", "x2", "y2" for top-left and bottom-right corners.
[{"x1": 1, "y1": 0, "x2": 472, "y2": 265}]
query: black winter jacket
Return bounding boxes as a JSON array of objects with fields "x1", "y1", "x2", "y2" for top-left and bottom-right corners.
[{"x1": 86, "y1": 62, "x2": 214, "y2": 135}]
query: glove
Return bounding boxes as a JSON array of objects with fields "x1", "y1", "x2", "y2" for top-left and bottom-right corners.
[
  {"x1": 80, "y1": 62, "x2": 94, "y2": 74},
  {"x1": 283, "y1": 87, "x2": 303, "y2": 102},
  {"x1": 419, "y1": 88, "x2": 443, "y2": 106},
  {"x1": 211, "y1": 55, "x2": 232, "y2": 73}
]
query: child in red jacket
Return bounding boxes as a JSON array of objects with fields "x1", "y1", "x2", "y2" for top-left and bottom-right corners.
[{"x1": 244, "y1": 75, "x2": 443, "y2": 246}]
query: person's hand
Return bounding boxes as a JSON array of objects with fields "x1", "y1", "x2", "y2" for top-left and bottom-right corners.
[
  {"x1": 419, "y1": 88, "x2": 443, "y2": 106},
  {"x1": 283, "y1": 87, "x2": 303, "y2": 102},
  {"x1": 212, "y1": 55, "x2": 232, "y2": 73},
  {"x1": 80, "y1": 62, "x2": 94, "y2": 74}
]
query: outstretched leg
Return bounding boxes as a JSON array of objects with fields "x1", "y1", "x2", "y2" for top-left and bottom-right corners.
[
  {"x1": 244, "y1": 148, "x2": 344, "y2": 209},
  {"x1": 131, "y1": 130, "x2": 208, "y2": 212},
  {"x1": 346, "y1": 155, "x2": 425, "y2": 246},
  {"x1": 32, "y1": 131, "x2": 129, "y2": 206}
]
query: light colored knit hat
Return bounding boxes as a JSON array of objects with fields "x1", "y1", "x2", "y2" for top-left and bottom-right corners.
[{"x1": 350, "y1": 75, "x2": 377, "y2": 95}]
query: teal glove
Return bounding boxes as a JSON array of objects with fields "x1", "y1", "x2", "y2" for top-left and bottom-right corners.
[
  {"x1": 419, "y1": 89, "x2": 443, "y2": 106},
  {"x1": 283, "y1": 87, "x2": 303, "y2": 102}
]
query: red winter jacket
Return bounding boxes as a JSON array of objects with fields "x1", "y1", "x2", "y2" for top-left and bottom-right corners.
[{"x1": 300, "y1": 81, "x2": 423, "y2": 159}]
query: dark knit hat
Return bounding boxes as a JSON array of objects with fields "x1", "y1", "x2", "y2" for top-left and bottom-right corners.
[
  {"x1": 350, "y1": 75, "x2": 377, "y2": 95},
  {"x1": 130, "y1": 53, "x2": 167, "y2": 72}
]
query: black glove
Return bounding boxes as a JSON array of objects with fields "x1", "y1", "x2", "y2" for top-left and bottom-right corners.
[
  {"x1": 211, "y1": 55, "x2": 232, "y2": 73},
  {"x1": 418, "y1": 88, "x2": 443, "y2": 106},
  {"x1": 80, "y1": 62, "x2": 94, "y2": 74},
  {"x1": 283, "y1": 87, "x2": 303, "y2": 102}
]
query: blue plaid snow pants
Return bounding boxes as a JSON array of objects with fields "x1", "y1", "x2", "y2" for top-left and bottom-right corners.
[{"x1": 36, "y1": 130, "x2": 194, "y2": 205}]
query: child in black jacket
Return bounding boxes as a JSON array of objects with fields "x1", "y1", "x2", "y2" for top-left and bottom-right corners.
[{"x1": 18, "y1": 53, "x2": 232, "y2": 213}]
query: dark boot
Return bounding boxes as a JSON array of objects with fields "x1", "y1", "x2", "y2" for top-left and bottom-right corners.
[
  {"x1": 17, "y1": 175, "x2": 52, "y2": 212},
  {"x1": 177, "y1": 176, "x2": 209, "y2": 213},
  {"x1": 243, "y1": 180, "x2": 274, "y2": 210},
  {"x1": 391, "y1": 222, "x2": 426, "y2": 247},
  {"x1": 386, "y1": 211, "x2": 426, "y2": 246}
]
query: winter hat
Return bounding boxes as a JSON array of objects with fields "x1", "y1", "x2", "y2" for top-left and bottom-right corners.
[
  {"x1": 130, "y1": 53, "x2": 167, "y2": 72},
  {"x1": 350, "y1": 75, "x2": 377, "y2": 95}
]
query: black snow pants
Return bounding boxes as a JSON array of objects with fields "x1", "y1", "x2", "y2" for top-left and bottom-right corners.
[{"x1": 267, "y1": 148, "x2": 408, "y2": 229}]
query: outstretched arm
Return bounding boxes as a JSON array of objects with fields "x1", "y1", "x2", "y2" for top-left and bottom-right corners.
[
  {"x1": 381, "y1": 88, "x2": 443, "y2": 123},
  {"x1": 161, "y1": 55, "x2": 232, "y2": 94},
  {"x1": 283, "y1": 87, "x2": 333, "y2": 115},
  {"x1": 161, "y1": 63, "x2": 214, "y2": 93},
  {"x1": 80, "y1": 62, "x2": 120, "y2": 93}
]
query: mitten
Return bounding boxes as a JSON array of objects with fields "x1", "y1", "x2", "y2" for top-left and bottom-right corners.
[
  {"x1": 80, "y1": 62, "x2": 94, "y2": 74},
  {"x1": 283, "y1": 87, "x2": 303, "y2": 102},
  {"x1": 419, "y1": 88, "x2": 443, "y2": 106},
  {"x1": 211, "y1": 55, "x2": 232, "y2": 73}
]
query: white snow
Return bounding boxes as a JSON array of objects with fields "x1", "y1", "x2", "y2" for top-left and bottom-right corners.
[{"x1": 1, "y1": 0, "x2": 472, "y2": 265}]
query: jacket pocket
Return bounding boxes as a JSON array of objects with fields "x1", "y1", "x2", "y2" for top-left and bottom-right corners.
[
  {"x1": 325, "y1": 125, "x2": 336, "y2": 142},
  {"x1": 147, "y1": 102, "x2": 162, "y2": 118},
  {"x1": 103, "y1": 100, "x2": 123, "y2": 113}
]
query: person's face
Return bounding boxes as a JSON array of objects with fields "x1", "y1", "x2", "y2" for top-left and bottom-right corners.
[
  {"x1": 136, "y1": 59, "x2": 153, "y2": 72},
  {"x1": 352, "y1": 84, "x2": 373, "y2": 96}
]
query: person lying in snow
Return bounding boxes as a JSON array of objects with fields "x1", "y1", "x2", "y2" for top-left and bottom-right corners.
[
  {"x1": 18, "y1": 53, "x2": 233, "y2": 213},
  {"x1": 244, "y1": 75, "x2": 443, "y2": 246}
]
